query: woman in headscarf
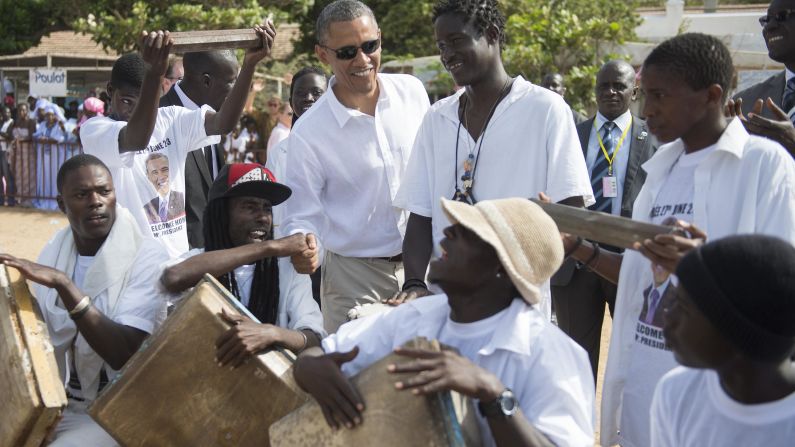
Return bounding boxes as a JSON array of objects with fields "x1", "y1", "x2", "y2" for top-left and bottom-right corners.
[{"x1": 32, "y1": 103, "x2": 66, "y2": 209}]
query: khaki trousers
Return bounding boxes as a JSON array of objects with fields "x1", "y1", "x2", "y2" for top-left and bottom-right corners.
[{"x1": 321, "y1": 251, "x2": 404, "y2": 334}]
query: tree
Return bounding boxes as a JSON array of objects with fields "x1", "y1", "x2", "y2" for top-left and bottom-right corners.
[{"x1": 502, "y1": 0, "x2": 640, "y2": 114}]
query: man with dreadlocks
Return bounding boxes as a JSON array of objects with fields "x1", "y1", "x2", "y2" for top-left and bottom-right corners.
[
  {"x1": 392, "y1": 0, "x2": 593, "y2": 320},
  {"x1": 161, "y1": 164, "x2": 325, "y2": 366}
]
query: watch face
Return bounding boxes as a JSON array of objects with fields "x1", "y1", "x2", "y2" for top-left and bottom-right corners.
[{"x1": 500, "y1": 389, "x2": 518, "y2": 415}]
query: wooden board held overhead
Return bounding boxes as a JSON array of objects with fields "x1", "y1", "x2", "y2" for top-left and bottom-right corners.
[
  {"x1": 530, "y1": 199, "x2": 676, "y2": 250},
  {"x1": 0, "y1": 264, "x2": 67, "y2": 447},
  {"x1": 270, "y1": 337, "x2": 482, "y2": 447},
  {"x1": 170, "y1": 29, "x2": 262, "y2": 53},
  {"x1": 89, "y1": 274, "x2": 308, "y2": 447}
]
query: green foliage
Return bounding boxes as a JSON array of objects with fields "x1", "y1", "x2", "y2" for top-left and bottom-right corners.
[
  {"x1": 72, "y1": 1, "x2": 288, "y2": 54},
  {"x1": 502, "y1": 0, "x2": 640, "y2": 114},
  {"x1": 0, "y1": 0, "x2": 58, "y2": 54}
]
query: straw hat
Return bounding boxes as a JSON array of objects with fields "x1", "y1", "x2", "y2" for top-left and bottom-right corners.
[{"x1": 440, "y1": 197, "x2": 564, "y2": 305}]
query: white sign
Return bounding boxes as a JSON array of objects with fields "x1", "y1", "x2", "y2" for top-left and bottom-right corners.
[{"x1": 29, "y1": 68, "x2": 67, "y2": 97}]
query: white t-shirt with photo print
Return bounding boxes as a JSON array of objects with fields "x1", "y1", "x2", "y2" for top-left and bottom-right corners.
[
  {"x1": 81, "y1": 106, "x2": 220, "y2": 258},
  {"x1": 619, "y1": 144, "x2": 716, "y2": 446}
]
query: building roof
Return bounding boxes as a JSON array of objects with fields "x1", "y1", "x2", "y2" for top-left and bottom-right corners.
[
  {"x1": 272, "y1": 23, "x2": 299, "y2": 60},
  {"x1": 21, "y1": 31, "x2": 118, "y2": 60}
]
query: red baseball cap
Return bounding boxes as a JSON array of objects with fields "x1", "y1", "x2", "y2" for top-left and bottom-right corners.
[{"x1": 208, "y1": 163, "x2": 292, "y2": 205}]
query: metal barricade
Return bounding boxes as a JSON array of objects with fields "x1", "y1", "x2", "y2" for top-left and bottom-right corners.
[{"x1": 3, "y1": 140, "x2": 82, "y2": 209}]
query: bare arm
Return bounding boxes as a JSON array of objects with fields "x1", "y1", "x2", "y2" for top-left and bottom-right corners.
[
  {"x1": 160, "y1": 233, "x2": 308, "y2": 293},
  {"x1": 118, "y1": 31, "x2": 173, "y2": 153},
  {"x1": 1, "y1": 255, "x2": 146, "y2": 370},
  {"x1": 388, "y1": 213, "x2": 433, "y2": 305},
  {"x1": 204, "y1": 22, "x2": 276, "y2": 136}
]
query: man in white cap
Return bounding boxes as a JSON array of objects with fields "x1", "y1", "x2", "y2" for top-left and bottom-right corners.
[{"x1": 292, "y1": 198, "x2": 595, "y2": 447}]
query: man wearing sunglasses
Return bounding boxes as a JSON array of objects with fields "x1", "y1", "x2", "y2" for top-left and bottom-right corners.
[
  {"x1": 730, "y1": 0, "x2": 795, "y2": 156},
  {"x1": 280, "y1": 0, "x2": 430, "y2": 333}
]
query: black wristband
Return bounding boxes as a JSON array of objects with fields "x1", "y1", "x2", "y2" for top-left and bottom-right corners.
[
  {"x1": 584, "y1": 241, "x2": 600, "y2": 270},
  {"x1": 564, "y1": 236, "x2": 583, "y2": 259},
  {"x1": 402, "y1": 278, "x2": 427, "y2": 291}
]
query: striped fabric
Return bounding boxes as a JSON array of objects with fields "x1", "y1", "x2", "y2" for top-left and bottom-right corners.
[{"x1": 589, "y1": 121, "x2": 616, "y2": 213}]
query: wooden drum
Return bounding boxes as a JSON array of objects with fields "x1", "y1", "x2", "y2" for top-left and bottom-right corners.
[
  {"x1": 270, "y1": 337, "x2": 482, "y2": 446},
  {"x1": 89, "y1": 274, "x2": 308, "y2": 446},
  {"x1": 0, "y1": 263, "x2": 67, "y2": 447}
]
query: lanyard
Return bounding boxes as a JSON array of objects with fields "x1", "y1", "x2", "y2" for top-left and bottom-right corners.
[{"x1": 595, "y1": 116, "x2": 632, "y2": 176}]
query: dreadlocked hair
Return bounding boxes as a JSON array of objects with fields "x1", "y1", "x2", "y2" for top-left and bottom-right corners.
[
  {"x1": 432, "y1": 0, "x2": 507, "y2": 48},
  {"x1": 203, "y1": 198, "x2": 280, "y2": 325},
  {"x1": 643, "y1": 33, "x2": 734, "y2": 102}
]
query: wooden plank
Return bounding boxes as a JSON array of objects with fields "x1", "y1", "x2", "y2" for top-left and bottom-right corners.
[
  {"x1": 270, "y1": 337, "x2": 482, "y2": 446},
  {"x1": 530, "y1": 199, "x2": 676, "y2": 250},
  {"x1": 170, "y1": 29, "x2": 261, "y2": 53},
  {"x1": 89, "y1": 274, "x2": 308, "y2": 447},
  {"x1": 0, "y1": 264, "x2": 66, "y2": 447}
]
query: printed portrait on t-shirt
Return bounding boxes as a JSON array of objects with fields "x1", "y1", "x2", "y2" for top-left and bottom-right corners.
[
  {"x1": 142, "y1": 152, "x2": 185, "y2": 225},
  {"x1": 634, "y1": 264, "x2": 675, "y2": 351}
]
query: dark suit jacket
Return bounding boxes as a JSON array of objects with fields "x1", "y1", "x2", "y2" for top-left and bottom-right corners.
[
  {"x1": 639, "y1": 282, "x2": 676, "y2": 329},
  {"x1": 734, "y1": 71, "x2": 786, "y2": 120},
  {"x1": 551, "y1": 115, "x2": 657, "y2": 286},
  {"x1": 143, "y1": 190, "x2": 186, "y2": 224},
  {"x1": 159, "y1": 88, "x2": 225, "y2": 248}
]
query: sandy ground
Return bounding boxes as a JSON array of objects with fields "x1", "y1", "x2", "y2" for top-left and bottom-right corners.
[{"x1": 0, "y1": 206, "x2": 613, "y2": 443}]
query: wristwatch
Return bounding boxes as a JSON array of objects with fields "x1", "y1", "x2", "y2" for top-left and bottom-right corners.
[{"x1": 477, "y1": 388, "x2": 517, "y2": 419}]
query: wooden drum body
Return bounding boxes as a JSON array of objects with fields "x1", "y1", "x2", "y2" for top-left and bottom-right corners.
[
  {"x1": 270, "y1": 337, "x2": 481, "y2": 446},
  {"x1": 89, "y1": 274, "x2": 307, "y2": 446},
  {"x1": 0, "y1": 264, "x2": 67, "y2": 447}
]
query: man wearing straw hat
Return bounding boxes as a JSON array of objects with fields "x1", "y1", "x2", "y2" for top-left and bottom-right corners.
[{"x1": 293, "y1": 198, "x2": 595, "y2": 447}]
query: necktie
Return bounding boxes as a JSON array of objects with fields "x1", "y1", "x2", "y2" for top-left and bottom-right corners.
[
  {"x1": 204, "y1": 146, "x2": 215, "y2": 179},
  {"x1": 783, "y1": 77, "x2": 795, "y2": 124},
  {"x1": 590, "y1": 121, "x2": 616, "y2": 213},
  {"x1": 159, "y1": 198, "x2": 168, "y2": 222},
  {"x1": 645, "y1": 288, "x2": 661, "y2": 325}
]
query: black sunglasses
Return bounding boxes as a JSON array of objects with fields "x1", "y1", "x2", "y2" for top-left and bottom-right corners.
[
  {"x1": 759, "y1": 9, "x2": 795, "y2": 26},
  {"x1": 320, "y1": 38, "x2": 380, "y2": 60}
]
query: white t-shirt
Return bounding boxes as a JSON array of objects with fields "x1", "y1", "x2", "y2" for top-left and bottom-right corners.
[
  {"x1": 267, "y1": 121, "x2": 290, "y2": 152},
  {"x1": 81, "y1": 106, "x2": 220, "y2": 258},
  {"x1": 265, "y1": 137, "x2": 289, "y2": 237},
  {"x1": 281, "y1": 73, "x2": 431, "y2": 258},
  {"x1": 600, "y1": 119, "x2": 795, "y2": 447},
  {"x1": 175, "y1": 249, "x2": 325, "y2": 336},
  {"x1": 651, "y1": 366, "x2": 795, "y2": 447},
  {"x1": 393, "y1": 76, "x2": 594, "y2": 319},
  {"x1": 323, "y1": 295, "x2": 595, "y2": 447},
  {"x1": 621, "y1": 145, "x2": 716, "y2": 445}
]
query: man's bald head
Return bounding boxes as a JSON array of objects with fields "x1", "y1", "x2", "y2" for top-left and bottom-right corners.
[
  {"x1": 595, "y1": 60, "x2": 637, "y2": 120},
  {"x1": 181, "y1": 50, "x2": 240, "y2": 110}
]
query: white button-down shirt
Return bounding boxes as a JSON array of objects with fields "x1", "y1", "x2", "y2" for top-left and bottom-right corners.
[
  {"x1": 600, "y1": 118, "x2": 795, "y2": 447},
  {"x1": 281, "y1": 73, "x2": 430, "y2": 258},
  {"x1": 323, "y1": 295, "x2": 595, "y2": 447},
  {"x1": 585, "y1": 110, "x2": 633, "y2": 215}
]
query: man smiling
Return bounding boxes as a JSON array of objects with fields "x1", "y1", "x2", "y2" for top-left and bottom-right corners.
[
  {"x1": 392, "y1": 0, "x2": 593, "y2": 320},
  {"x1": 280, "y1": 0, "x2": 430, "y2": 333},
  {"x1": 731, "y1": 0, "x2": 795, "y2": 155}
]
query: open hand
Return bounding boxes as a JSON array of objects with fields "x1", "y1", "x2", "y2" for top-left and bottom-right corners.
[
  {"x1": 634, "y1": 220, "x2": 707, "y2": 274},
  {"x1": 215, "y1": 309, "x2": 283, "y2": 368},
  {"x1": 243, "y1": 20, "x2": 276, "y2": 66},
  {"x1": 139, "y1": 30, "x2": 173, "y2": 77},
  {"x1": 0, "y1": 253, "x2": 68, "y2": 289},
  {"x1": 744, "y1": 97, "x2": 795, "y2": 155},
  {"x1": 290, "y1": 233, "x2": 319, "y2": 274},
  {"x1": 389, "y1": 346, "x2": 503, "y2": 401},
  {"x1": 386, "y1": 286, "x2": 432, "y2": 306},
  {"x1": 293, "y1": 347, "x2": 365, "y2": 430}
]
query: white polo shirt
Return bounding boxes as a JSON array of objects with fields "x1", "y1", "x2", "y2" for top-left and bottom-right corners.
[
  {"x1": 600, "y1": 118, "x2": 795, "y2": 447},
  {"x1": 322, "y1": 295, "x2": 595, "y2": 447},
  {"x1": 280, "y1": 73, "x2": 430, "y2": 258}
]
